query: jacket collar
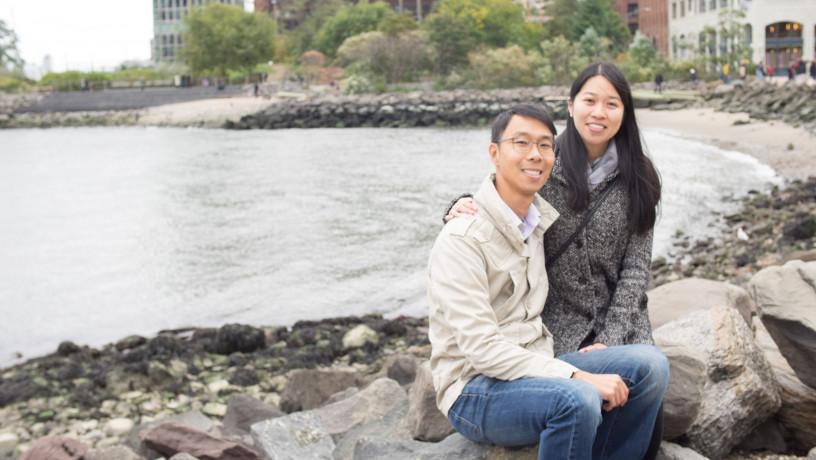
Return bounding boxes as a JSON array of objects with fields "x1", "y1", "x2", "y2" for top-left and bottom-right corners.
[{"x1": 474, "y1": 174, "x2": 559, "y2": 254}]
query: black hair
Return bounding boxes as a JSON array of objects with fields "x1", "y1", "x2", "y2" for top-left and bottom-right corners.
[
  {"x1": 491, "y1": 104, "x2": 557, "y2": 143},
  {"x1": 558, "y1": 62, "x2": 661, "y2": 235}
]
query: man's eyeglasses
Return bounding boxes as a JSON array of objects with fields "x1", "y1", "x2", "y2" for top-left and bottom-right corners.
[{"x1": 497, "y1": 137, "x2": 554, "y2": 155}]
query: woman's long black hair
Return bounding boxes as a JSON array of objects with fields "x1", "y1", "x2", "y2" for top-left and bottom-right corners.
[{"x1": 557, "y1": 62, "x2": 661, "y2": 235}]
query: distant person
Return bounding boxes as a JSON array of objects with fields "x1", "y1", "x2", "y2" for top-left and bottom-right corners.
[
  {"x1": 738, "y1": 64, "x2": 746, "y2": 80},
  {"x1": 217, "y1": 78, "x2": 226, "y2": 91},
  {"x1": 755, "y1": 62, "x2": 765, "y2": 81},
  {"x1": 810, "y1": 59, "x2": 816, "y2": 80},
  {"x1": 253, "y1": 82, "x2": 259, "y2": 97},
  {"x1": 654, "y1": 73, "x2": 664, "y2": 93},
  {"x1": 722, "y1": 63, "x2": 730, "y2": 83},
  {"x1": 767, "y1": 65, "x2": 775, "y2": 79},
  {"x1": 689, "y1": 68, "x2": 698, "y2": 86},
  {"x1": 788, "y1": 65, "x2": 795, "y2": 81},
  {"x1": 202, "y1": 78, "x2": 209, "y2": 88}
]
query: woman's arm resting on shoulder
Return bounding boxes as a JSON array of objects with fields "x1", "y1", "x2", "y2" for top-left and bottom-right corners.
[{"x1": 442, "y1": 194, "x2": 478, "y2": 224}]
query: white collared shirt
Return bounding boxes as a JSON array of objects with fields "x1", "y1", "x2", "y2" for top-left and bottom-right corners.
[{"x1": 498, "y1": 200, "x2": 542, "y2": 241}]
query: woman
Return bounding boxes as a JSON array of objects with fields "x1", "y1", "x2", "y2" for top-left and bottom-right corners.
[{"x1": 444, "y1": 62, "x2": 663, "y2": 456}]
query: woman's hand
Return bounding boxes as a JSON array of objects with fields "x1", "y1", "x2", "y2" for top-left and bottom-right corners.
[
  {"x1": 571, "y1": 370, "x2": 629, "y2": 411},
  {"x1": 578, "y1": 343, "x2": 608, "y2": 353},
  {"x1": 444, "y1": 197, "x2": 479, "y2": 222}
]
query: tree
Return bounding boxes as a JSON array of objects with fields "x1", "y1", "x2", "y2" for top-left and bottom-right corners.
[
  {"x1": 571, "y1": 0, "x2": 630, "y2": 53},
  {"x1": 459, "y1": 45, "x2": 541, "y2": 89},
  {"x1": 423, "y1": 0, "x2": 528, "y2": 74},
  {"x1": 0, "y1": 19, "x2": 24, "y2": 71},
  {"x1": 285, "y1": 0, "x2": 345, "y2": 58},
  {"x1": 314, "y1": 1, "x2": 396, "y2": 58},
  {"x1": 543, "y1": 0, "x2": 579, "y2": 40},
  {"x1": 537, "y1": 36, "x2": 587, "y2": 85},
  {"x1": 578, "y1": 27, "x2": 613, "y2": 62},
  {"x1": 628, "y1": 32, "x2": 659, "y2": 68},
  {"x1": 182, "y1": 4, "x2": 276, "y2": 76},
  {"x1": 716, "y1": 8, "x2": 752, "y2": 72}
]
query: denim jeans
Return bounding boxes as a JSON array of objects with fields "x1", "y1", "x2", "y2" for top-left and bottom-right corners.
[{"x1": 447, "y1": 344, "x2": 669, "y2": 460}]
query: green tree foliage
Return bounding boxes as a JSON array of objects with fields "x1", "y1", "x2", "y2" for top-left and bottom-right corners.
[
  {"x1": 620, "y1": 32, "x2": 661, "y2": 82},
  {"x1": 543, "y1": 0, "x2": 578, "y2": 40},
  {"x1": 0, "y1": 19, "x2": 24, "y2": 71},
  {"x1": 314, "y1": 1, "x2": 395, "y2": 58},
  {"x1": 537, "y1": 36, "x2": 587, "y2": 85},
  {"x1": 285, "y1": 0, "x2": 345, "y2": 58},
  {"x1": 337, "y1": 30, "x2": 431, "y2": 83},
  {"x1": 424, "y1": 0, "x2": 528, "y2": 74},
  {"x1": 578, "y1": 27, "x2": 613, "y2": 62},
  {"x1": 571, "y1": 0, "x2": 630, "y2": 53},
  {"x1": 378, "y1": 12, "x2": 418, "y2": 36},
  {"x1": 716, "y1": 8, "x2": 752, "y2": 70},
  {"x1": 39, "y1": 71, "x2": 113, "y2": 91},
  {"x1": 182, "y1": 4, "x2": 276, "y2": 76}
]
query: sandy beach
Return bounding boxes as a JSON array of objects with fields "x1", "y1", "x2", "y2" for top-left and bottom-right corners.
[
  {"x1": 637, "y1": 107, "x2": 816, "y2": 180},
  {"x1": 136, "y1": 96, "x2": 276, "y2": 128}
]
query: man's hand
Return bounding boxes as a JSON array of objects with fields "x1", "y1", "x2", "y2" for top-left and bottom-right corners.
[
  {"x1": 444, "y1": 197, "x2": 479, "y2": 222},
  {"x1": 578, "y1": 343, "x2": 608, "y2": 353},
  {"x1": 571, "y1": 370, "x2": 629, "y2": 412}
]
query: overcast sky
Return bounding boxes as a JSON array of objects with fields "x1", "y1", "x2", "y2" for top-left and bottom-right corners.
[{"x1": 1, "y1": 0, "x2": 249, "y2": 76}]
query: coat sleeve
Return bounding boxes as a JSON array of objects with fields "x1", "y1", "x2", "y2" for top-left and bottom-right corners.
[
  {"x1": 595, "y1": 228, "x2": 655, "y2": 346},
  {"x1": 428, "y1": 232, "x2": 578, "y2": 380}
]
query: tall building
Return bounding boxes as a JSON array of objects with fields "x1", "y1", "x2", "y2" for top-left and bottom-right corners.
[
  {"x1": 668, "y1": 0, "x2": 816, "y2": 73},
  {"x1": 614, "y1": 0, "x2": 669, "y2": 56},
  {"x1": 152, "y1": 0, "x2": 245, "y2": 63}
]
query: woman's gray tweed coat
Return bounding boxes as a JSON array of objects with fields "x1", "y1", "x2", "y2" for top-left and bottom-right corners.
[{"x1": 540, "y1": 155, "x2": 654, "y2": 356}]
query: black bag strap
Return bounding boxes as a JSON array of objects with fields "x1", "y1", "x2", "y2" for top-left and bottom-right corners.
[{"x1": 546, "y1": 177, "x2": 618, "y2": 270}]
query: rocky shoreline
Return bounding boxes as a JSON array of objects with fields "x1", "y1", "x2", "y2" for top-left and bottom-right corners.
[{"x1": 1, "y1": 177, "x2": 815, "y2": 460}]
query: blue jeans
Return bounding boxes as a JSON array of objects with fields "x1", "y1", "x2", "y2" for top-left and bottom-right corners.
[{"x1": 447, "y1": 344, "x2": 669, "y2": 460}]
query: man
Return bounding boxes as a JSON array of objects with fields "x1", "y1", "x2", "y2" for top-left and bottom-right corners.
[{"x1": 427, "y1": 104, "x2": 669, "y2": 460}]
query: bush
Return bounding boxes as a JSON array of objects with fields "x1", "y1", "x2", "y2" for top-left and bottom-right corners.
[
  {"x1": 0, "y1": 71, "x2": 33, "y2": 92},
  {"x1": 337, "y1": 30, "x2": 431, "y2": 83},
  {"x1": 537, "y1": 36, "x2": 588, "y2": 85},
  {"x1": 446, "y1": 45, "x2": 541, "y2": 90},
  {"x1": 314, "y1": 1, "x2": 395, "y2": 58},
  {"x1": 39, "y1": 71, "x2": 113, "y2": 91}
]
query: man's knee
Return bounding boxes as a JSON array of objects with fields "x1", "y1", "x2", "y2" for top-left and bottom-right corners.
[
  {"x1": 558, "y1": 381, "x2": 603, "y2": 427},
  {"x1": 628, "y1": 344, "x2": 670, "y2": 391}
]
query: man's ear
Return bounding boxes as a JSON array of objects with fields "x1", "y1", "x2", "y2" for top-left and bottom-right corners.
[{"x1": 488, "y1": 143, "x2": 499, "y2": 167}]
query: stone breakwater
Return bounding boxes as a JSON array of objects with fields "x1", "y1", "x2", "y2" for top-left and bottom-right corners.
[
  {"x1": 225, "y1": 87, "x2": 570, "y2": 130},
  {"x1": 703, "y1": 81, "x2": 816, "y2": 136}
]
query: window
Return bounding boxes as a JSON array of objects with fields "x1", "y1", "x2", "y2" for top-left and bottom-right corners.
[
  {"x1": 627, "y1": 3, "x2": 638, "y2": 19},
  {"x1": 709, "y1": 0, "x2": 716, "y2": 9},
  {"x1": 169, "y1": 35, "x2": 175, "y2": 45},
  {"x1": 744, "y1": 24, "x2": 752, "y2": 45},
  {"x1": 688, "y1": 0, "x2": 693, "y2": 14},
  {"x1": 672, "y1": 2, "x2": 676, "y2": 19},
  {"x1": 681, "y1": 0, "x2": 685, "y2": 16},
  {"x1": 700, "y1": 0, "x2": 706, "y2": 12},
  {"x1": 719, "y1": 0, "x2": 727, "y2": 7}
]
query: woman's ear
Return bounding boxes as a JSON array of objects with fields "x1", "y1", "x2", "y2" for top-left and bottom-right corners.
[{"x1": 567, "y1": 100, "x2": 573, "y2": 118}]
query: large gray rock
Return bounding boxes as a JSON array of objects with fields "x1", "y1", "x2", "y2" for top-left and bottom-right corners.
[
  {"x1": 333, "y1": 397, "x2": 412, "y2": 460},
  {"x1": 754, "y1": 317, "x2": 816, "y2": 451},
  {"x1": 380, "y1": 353, "x2": 421, "y2": 386},
  {"x1": 252, "y1": 378, "x2": 407, "y2": 460},
  {"x1": 749, "y1": 260, "x2": 816, "y2": 389},
  {"x1": 406, "y1": 362, "x2": 454, "y2": 441},
  {"x1": 647, "y1": 278, "x2": 754, "y2": 329},
  {"x1": 250, "y1": 412, "x2": 335, "y2": 460},
  {"x1": 20, "y1": 436, "x2": 88, "y2": 460},
  {"x1": 312, "y1": 377, "x2": 406, "y2": 436},
  {"x1": 652, "y1": 341, "x2": 707, "y2": 440},
  {"x1": 656, "y1": 442, "x2": 710, "y2": 460},
  {"x1": 735, "y1": 418, "x2": 788, "y2": 453},
  {"x1": 223, "y1": 394, "x2": 284, "y2": 436},
  {"x1": 279, "y1": 369, "x2": 363, "y2": 413},
  {"x1": 653, "y1": 307, "x2": 781, "y2": 459},
  {"x1": 83, "y1": 445, "x2": 145, "y2": 460},
  {"x1": 140, "y1": 422, "x2": 261, "y2": 460},
  {"x1": 351, "y1": 433, "x2": 538, "y2": 460}
]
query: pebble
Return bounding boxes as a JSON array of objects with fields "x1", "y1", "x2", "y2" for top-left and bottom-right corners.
[
  {"x1": 103, "y1": 418, "x2": 134, "y2": 437},
  {"x1": 202, "y1": 402, "x2": 227, "y2": 417}
]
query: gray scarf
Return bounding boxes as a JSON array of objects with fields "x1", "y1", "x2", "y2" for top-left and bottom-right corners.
[{"x1": 587, "y1": 141, "x2": 619, "y2": 191}]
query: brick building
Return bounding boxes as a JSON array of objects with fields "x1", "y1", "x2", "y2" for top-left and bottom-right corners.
[{"x1": 614, "y1": 0, "x2": 669, "y2": 56}]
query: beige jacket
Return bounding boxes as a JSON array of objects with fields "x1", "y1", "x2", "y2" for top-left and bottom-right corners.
[{"x1": 428, "y1": 174, "x2": 579, "y2": 415}]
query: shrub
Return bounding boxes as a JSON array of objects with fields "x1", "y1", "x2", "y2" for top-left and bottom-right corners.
[{"x1": 337, "y1": 30, "x2": 431, "y2": 83}]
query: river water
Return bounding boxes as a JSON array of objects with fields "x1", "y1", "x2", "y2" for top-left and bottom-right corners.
[{"x1": 0, "y1": 126, "x2": 779, "y2": 366}]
